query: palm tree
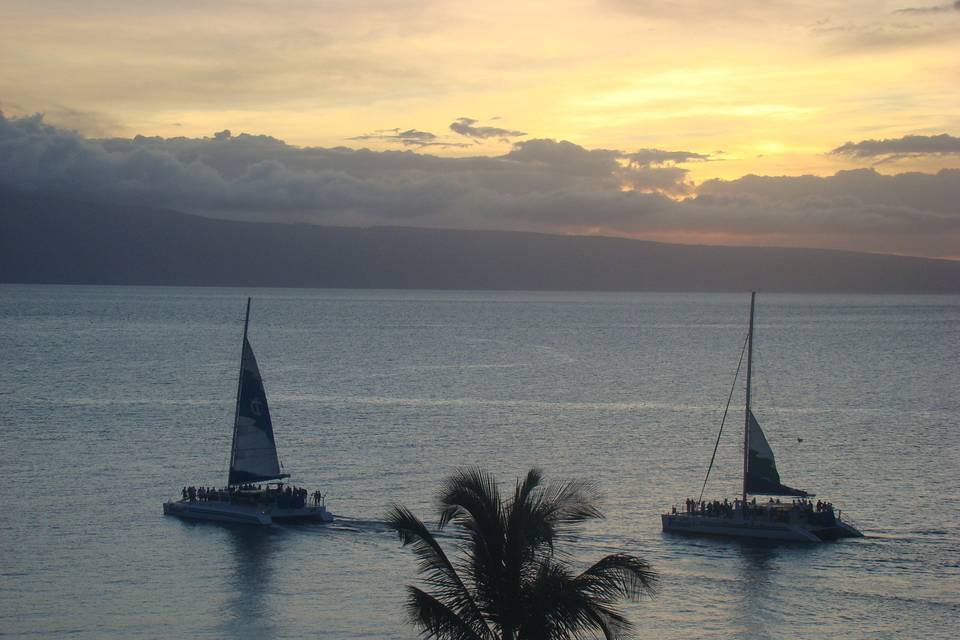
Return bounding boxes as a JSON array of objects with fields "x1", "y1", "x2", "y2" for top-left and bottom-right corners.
[{"x1": 386, "y1": 467, "x2": 657, "y2": 640}]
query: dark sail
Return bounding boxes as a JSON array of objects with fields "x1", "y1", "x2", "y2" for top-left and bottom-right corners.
[
  {"x1": 744, "y1": 410, "x2": 808, "y2": 497},
  {"x1": 228, "y1": 336, "x2": 288, "y2": 485}
]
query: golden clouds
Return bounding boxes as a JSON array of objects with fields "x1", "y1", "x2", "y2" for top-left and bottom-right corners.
[{"x1": 0, "y1": 0, "x2": 957, "y2": 182}]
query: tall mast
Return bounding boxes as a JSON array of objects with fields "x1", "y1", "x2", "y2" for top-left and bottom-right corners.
[
  {"x1": 228, "y1": 297, "x2": 252, "y2": 486},
  {"x1": 742, "y1": 291, "x2": 755, "y2": 507}
]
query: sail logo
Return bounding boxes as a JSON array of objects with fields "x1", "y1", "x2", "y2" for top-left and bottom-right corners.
[{"x1": 249, "y1": 397, "x2": 264, "y2": 417}]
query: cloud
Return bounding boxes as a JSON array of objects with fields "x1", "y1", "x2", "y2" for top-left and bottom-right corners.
[
  {"x1": 623, "y1": 165, "x2": 694, "y2": 196},
  {"x1": 504, "y1": 139, "x2": 621, "y2": 176},
  {"x1": 810, "y1": 1, "x2": 960, "y2": 52},
  {"x1": 831, "y1": 133, "x2": 960, "y2": 160},
  {"x1": 2, "y1": 112, "x2": 958, "y2": 258},
  {"x1": 348, "y1": 127, "x2": 471, "y2": 149},
  {"x1": 696, "y1": 169, "x2": 960, "y2": 219},
  {"x1": 624, "y1": 149, "x2": 710, "y2": 167},
  {"x1": 450, "y1": 117, "x2": 526, "y2": 142},
  {"x1": 501, "y1": 140, "x2": 707, "y2": 196},
  {"x1": 894, "y1": 2, "x2": 960, "y2": 14},
  {"x1": 500, "y1": 139, "x2": 700, "y2": 197}
]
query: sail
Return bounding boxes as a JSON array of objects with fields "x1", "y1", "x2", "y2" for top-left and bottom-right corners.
[
  {"x1": 745, "y1": 410, "x2": 808, "y2": 497},
  {"x1": 228, "y1": 336, "x2": 287, "y2": 485}
]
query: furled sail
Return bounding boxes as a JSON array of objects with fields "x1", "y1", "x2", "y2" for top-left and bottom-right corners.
[
  {"x1": 745, "y1": 410, "x2": 808, "y2": 496},
  {"x1": 228, "y1": 336, "x2": 288, "y2": 485}
]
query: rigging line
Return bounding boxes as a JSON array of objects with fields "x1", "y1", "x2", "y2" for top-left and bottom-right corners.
[{"x1": 697, "y1": 329, "x2": 750, "y2": 505}]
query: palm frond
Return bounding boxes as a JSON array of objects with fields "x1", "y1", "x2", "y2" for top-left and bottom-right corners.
[
  {"x1": 435, "y1": 467, "x2": 509, "y2": 620},
  {"x1": 521, "y1": 560, "x2": 632, "y2": 640},
  {"x1": 514, "y1": 468, "x2": 544, "y2": 507},
  {"x1": 573, "y1": 553, "x2": 659, "y2": 603},
  {"x1": 438, "y1": 467, "x2": 503, "y2": 534},
  {"x1": 505, "y1": 468, "x2": 554, "y2": 585},
  {"x1": 524, "y1": 560, "x2": 632, "y2": 640},
  {"x1": 509, "y1": 476, "x2": 604, "y2": 572},
  {"x1": 522, "y1": 553, "x2": 658, "y2": 640},
  {"x1": 386, "y1": 503, "x2": 492, "y2": 637},
  {"x1": 406, "y1": 586, "x2": 487, "y2": 640},
  {"x1": 535, "y1": 479, "x2": 604, "y2": 533}
]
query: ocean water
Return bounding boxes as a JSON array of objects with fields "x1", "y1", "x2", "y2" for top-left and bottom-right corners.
[{"x1": 0, "y1": 285, "x2": 957, "y2": 639}]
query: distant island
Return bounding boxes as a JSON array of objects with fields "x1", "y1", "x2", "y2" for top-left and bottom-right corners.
[{"x1": 2, "y1": 189, "x2": 959, "y2": 293}]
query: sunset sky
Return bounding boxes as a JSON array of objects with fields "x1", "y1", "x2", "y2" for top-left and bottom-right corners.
[{"x1": 2, "y1": 0, "x2": 959, "y2": 257}]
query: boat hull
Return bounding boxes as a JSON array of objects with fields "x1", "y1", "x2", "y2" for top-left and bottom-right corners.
[
  {"x1": 661, "y1": 513, "x2": 862, "y2": 542},
  {"x1": 163, "y1": 499, "x2": 333, "y2": 526}
]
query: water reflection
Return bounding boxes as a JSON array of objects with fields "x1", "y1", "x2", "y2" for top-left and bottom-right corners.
[
  {"x1": 220, "y1": 527, "x2": 278, "y2": 640},
  {"x1": 731, "y1": 543, "x2": 781, "y2": 640}
]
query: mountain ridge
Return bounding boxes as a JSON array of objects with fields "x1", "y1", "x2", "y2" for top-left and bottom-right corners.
[{"x1": 2, "y1": 189, "x2": 958, "y2": 293}]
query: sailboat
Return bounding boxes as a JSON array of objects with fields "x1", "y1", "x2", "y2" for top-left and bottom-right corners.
[
  {"x1": 163, "y1": 298, "x2": 334, "y2": 526},
  {"x1": 661, "y1": 293, "x2": 862, "y2": 542}
]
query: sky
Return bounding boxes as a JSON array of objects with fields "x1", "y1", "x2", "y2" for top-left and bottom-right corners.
[{"x1": 1, "y1": 0, "x2": 959, "y2": 258}]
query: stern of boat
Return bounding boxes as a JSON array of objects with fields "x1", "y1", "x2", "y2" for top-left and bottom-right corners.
[
  {"x1": 814, "y1": 519, "x2": 864, "y2": 540},
  {"x1": 270, "y1": 504, "x2": 334, "y2": 524}
]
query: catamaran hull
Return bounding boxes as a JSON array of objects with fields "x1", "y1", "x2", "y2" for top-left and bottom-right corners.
[
  {"x1": 163, "y1": 500, "x2": 272, "y2": 525},
  {"x1": 661, "y1": 514, "x2": 862, "y2": 542},
  {"x1": 163, "y1": 500, "x2": 333, "y2": 526},
  {"x1": 812, "y1": 519, "x2": 864, "y2": 540},
  {"x1": 270, "y1": 507, "x2": 335, "y2": 524}
]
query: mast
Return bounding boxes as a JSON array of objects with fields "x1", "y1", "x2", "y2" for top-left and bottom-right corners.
[
  {"x1": 228, "y1": 297, "x2": 252, "y2": 486},
  {"x1": 742, "y1": 291, "x2": 755, "y2": 507}
]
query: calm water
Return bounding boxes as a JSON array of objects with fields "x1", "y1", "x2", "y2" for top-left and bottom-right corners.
[{"x1": 0, "y1": 286, "x2": 957, "y2": 639}]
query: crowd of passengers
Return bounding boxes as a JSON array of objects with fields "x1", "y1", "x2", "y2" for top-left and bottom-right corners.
[
  {"x1": 674, "y1": 497, "x2": 835, "y2": 519},
  {"x1": 182, "y1": 484, "x2": 325, "y2": 508}
]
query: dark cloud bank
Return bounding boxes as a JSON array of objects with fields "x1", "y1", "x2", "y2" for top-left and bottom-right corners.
[
  {"x1": 831, "y1": 133, "x2": 960, "y2": 160},
  {"x1": 2, "y1": 112, "x2": 959, "y2": 267}
]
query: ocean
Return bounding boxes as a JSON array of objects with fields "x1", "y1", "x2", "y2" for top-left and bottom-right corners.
[{"x1": 0, "y1": 285, "x2": 957, "y2": 639}]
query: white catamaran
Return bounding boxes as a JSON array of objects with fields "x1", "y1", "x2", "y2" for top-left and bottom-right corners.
[
  {"x1": 662, "y1": 293, "x2": 862, "y2": 542},
  {"x1": 163, "y1": 298, "x2": 333, "y2": 526}
]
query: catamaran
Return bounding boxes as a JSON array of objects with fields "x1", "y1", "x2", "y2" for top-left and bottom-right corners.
[
  {"x1": 163, "y1": 298, "x2": 333, "y2": 526},
  {"x1": 662, "y1": 292, "x2": 862, "y2": 542}
]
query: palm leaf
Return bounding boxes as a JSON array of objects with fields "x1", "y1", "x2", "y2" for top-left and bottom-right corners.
[
  {"x1": 436, "y1": 467, "x2": 509, "y2": 624},
  {"x1": 386, "y1": 504, "x2": 492, "y2": 638},
  {"x1": 438, "y1": 467, "x2": 504, "y2": 538},
  {"x1": 521, "y1": 560, "x2": 628, "y2": 640},
  {"x1": 533, "y1": 479, "x2": 604, "y2": 539},
  {"x1": 406, "y1": 586, "x2": 487, "y2": 640},
  {"x1": 573, "y1": 553, "x2": 658, "y2": 603}
]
